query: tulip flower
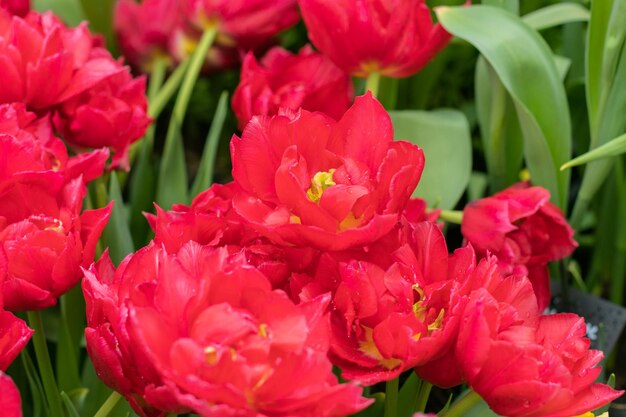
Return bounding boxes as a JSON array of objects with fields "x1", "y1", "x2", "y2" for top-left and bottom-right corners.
[
  {"x1": 114, "y1": 0, "x2": 180, "y2": 70},
  {"x1": 182, "y1": 0, "x2": 299, "y2": 51},
  {"x1": 458, "y1": 304, "x2": 623, "y2": 417},
  {"x1": 0, "y1": 372, "x2": 22, "y2": 417},
  {"x1": 230, "y1": 93, "x2": 425, "y2": 251},
  {"x1": 461, "y1": 183, "x2": 577, "y2": 310},
  {"x1": 298, "y1": 0, "x2": 451, "y2": 78},
  {"x1": 53, "y1": 67, "x2": 151, "y2": 170},
  {"x1": 0, "y1": 9, "x2": 121, "y2": 110},
  {"x1": 0, "y1": 0, "x2": 28, "y2": 16},
  {"x1": 84, "y1": 242, "x2": 370, "y2": 417},
  {"x1": 232, "y1": 45, "x2": 354, "y2": 130}
]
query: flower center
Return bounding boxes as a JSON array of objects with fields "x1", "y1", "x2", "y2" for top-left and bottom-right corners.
[{"x1": 306, "y1": 169, "x2": 336, "y2": 203}]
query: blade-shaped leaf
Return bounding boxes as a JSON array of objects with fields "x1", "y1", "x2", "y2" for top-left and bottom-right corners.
[
  {"x1": 522, "y1": 3, "x2": 590, "y2": 31},
  {"x1": 33, "y1": 0, "x2": 84, "y2": 25},
  {"x1": 437, "y1": 5, "x2": 572, "y2": 209},
  {"x1": 101, "y1": 172, "x2": 134, "y2": 265},
  {"x1": 562, "y1": 133, "x2": 626, "y2": 170},
  {"x1": 390, "y1": 109, "x2": 472, "y2": 210},
  {"x1": 190, "y1": 91, "x2": 229, "y2": 197}
]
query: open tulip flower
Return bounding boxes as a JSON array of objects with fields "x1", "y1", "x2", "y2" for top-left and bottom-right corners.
[
  {"x1": 0, "y1": 0, "x2": 28, "y2": 16},
  {"x1": 232, "y1": 45, "x2": 354, "y2": 130},
  {"x1": 0, "y1": 372, "x2": 22, "y2": 417},
  {"x1": 298, "y1": 0, "x2": 451, "y2": 78},
  {"x1": 84, "y1": 242, "x2": 370, "y2": 417},
  {"x1": 230, "y1": 93, "x2": 425, "y2": 251}
]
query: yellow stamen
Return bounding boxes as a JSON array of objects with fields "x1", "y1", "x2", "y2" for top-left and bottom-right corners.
[
  {"x1": 258, "y1": 323, "x2": 269, "y2": 338},
  {"x1": 306, "y1": 169, "x2": 336, "y2": 203},
  {"x1": 204, "y1": 346, "x2": 218, "y2": 365},
  {"x1": 358, "y1": 327, "x2": 402, "y2": 370}
]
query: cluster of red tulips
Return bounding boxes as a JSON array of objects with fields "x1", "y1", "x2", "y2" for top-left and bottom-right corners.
[{"x1": 0, "y1": 0, "x2": 623, "y2": 416}]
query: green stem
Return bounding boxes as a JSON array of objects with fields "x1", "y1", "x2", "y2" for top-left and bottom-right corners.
[
  {"x1": 441, "y1": 390, "x2": 482, "y2": 417},
  {"x1": 93, "y1": 176, "x2": 109, "y2": 209},
  {"x1": 439, "y1": 209, "x2": 464, "y2": 224},
  {"x1": 415, "y1": 381, "x2": 432, "y2": 412},
  {"x1": 148, "y1": 58, "x2": 190, "y2": 119},
  {"x1": 365, "y1": 71, "x2": 381, "y2": 98},
  {"x1": 27, "y1": 311, "x2": 64, "y2": 417},
  {"x1": 384, "y1": 377, "x2": 399, "y2": 417},
  {"x1": 156, "y1": 26, "x2": 218, "y2": 208},
  {"x1": 93, "y1": 391, "x2": 122, "y2": 417}
]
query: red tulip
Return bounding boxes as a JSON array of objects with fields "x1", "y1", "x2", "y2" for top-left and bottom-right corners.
[
  {"x1": 1, "y1": 268, "x2": 33, "y2": 370},
  {"x1": 458, "y1": 301, "x2": 623, "y2": 417},
  {"x1": 461, "y1": 183, "x2": 577, "y2": 310},
  {"x1": 0, "y1": 372, "x2": 22, "y2": 417},
  {"x1": 232, "y1": 45, "x2": 353, "y2": 130},
  {"x1": 84, "y1": 242, "x2": 370, "y2": 417},
  {"x1": 182, "y1": 0, "x2": 299, "y2": 51},
  {"x1": 413, "y1": 244, "x2": 540, "y2": 389},
  {"x1": 0, "y1": 0, "x2": 28, "y2": 16},
  {"x1": 231, "y1": 93, "x2": 425, "y2": 251},
  {"x1": 298, "y1": 0, "x2": 451, "y2": 78},
  {"x1": 53, "y1": 66, "x2": 151, "y2": 170},
  {"x1": 114, "y1": 0, "x2": 180, "y2": 70},
  {"x1": 0, "y1": 10, "x2": 120, "y2": 110}
]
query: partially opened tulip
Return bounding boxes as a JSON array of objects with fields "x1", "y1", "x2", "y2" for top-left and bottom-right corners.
[
  {"x1": 298, "y1": 0, "x2": 451, "y2": 78},
  {"x1": 461, "y1": 183, "x2": 577, "y2": 310},
  {"x1": 53, "y1": 66, "x2": 151, "y2": 170},
  {"x1": 458, "y1": 306, "x2": 623, "y2": 417},
  {"x1": 232, "y1": 45, "x2": 354, "y2": 130},
  {"x1": 230, "y1": 93, "x2": 425, "y2": 251}
]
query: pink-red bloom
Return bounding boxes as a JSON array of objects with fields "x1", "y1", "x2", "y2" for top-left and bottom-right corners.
[
  {"x1": 232, "y1": 45, "x2": 353, "y2": 130},
  {"x1": 0, "y1": 104, "x2": 111, "y2": 310},
  {"x1": 114, "y1": 0, "x2": 180, "y2": 70},
  {"x1": 84, "y1": 242, "x2": 369, "y2": 417},
  {"x1": 230, "y1": 93, "x2": 425, "y2": 251},
  {"x1": 53, "y1": 67, "x2": 150, "y2": 170},
  {"x1": 458, "y1": 303, "x2": 622, "y2": 416},
  {"x1": 294, "y1": 222, "x2": 461, "y2": 386},
  {"x1": 0, "y1": 10, "x2": 120, "y2": 109},
  {"x1": 461, "y1": 183, "x2": 577, "y2": 310},
  {"x1": 182, "y1": 0, "x2": 299, "y2": 51},
  {"x1": 298, "y1": 0, "x2": 451, "y2": 77},
  {"x1": 0, "y1": 0, "x2": 28, "y2": 16},
  {"x1": 0, "y1": 372, "x2": 22, "y2": 417}
]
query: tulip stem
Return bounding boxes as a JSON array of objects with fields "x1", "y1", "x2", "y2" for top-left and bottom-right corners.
[
  {"x1": 415, "y1": 381, "x2": 432, "y2": 412},
  {"x1": 365, "y1": 71, "x2": 381, "y2": 98},
  {"x1": 93, "y1": 391, "x2": 122, "y2": 417},
  {"x1": 441, "y1": 390, "x2": 482, "y2": 417},
  {"x1": 148, "y1": 58, "x2": 190, "y2": 120},
  {"x1": 27, "y1": 311, "x2": 64, "y2": 417},
  {"x1": 384, "y1": 377, "x2": 399, "y2": 417},
  {"x1": 439, "y1": 209, "x2": 464, "y2": 224}
]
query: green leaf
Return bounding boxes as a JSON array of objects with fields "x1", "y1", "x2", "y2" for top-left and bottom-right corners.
[
  {"x1": 20, "y1": 350, "x2": 47, "y2": 417},
  {"x1": 570, "y1": 0, "x2": 626, "y2": 227},
  {"x1": 389, "y1": 109, "x2": 472, "y2": 210},
  {"x1": 437, "y1": 5, "x2": 572, "y2": 210},
  {"x1": 190, "y1": 91, "x2": 229, "y2": 197},
  {"x1": 561, "y1": 132, "x2": 626, "y2": 169},
  {"x1": 33, "y1": 0, "x2": 84, "y2": 26},
  {"x1": 61, "y1": 392, "x2": 81, "y2": 417},
  {"x1": 397, "y1": 373, "x2": 420, "y2": 417},
  {"x1": 475, "y1": 57, "x2": 523, "y2": 192},
  {"x1": 522, "y1": 3, "x2": 590, "y2": 31},
  {"x1": 482, "y1": 0, "x2": 518, "y2": 15},
  {"x1": 156, "y1": 28, "x2": 218, "y2": 209},
  {"x1": 101, "y1": 172, "x2": 135, "y2": 265},
  {"x1": 77, "y1": 0, "x2": 117, "y2": 53}
]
